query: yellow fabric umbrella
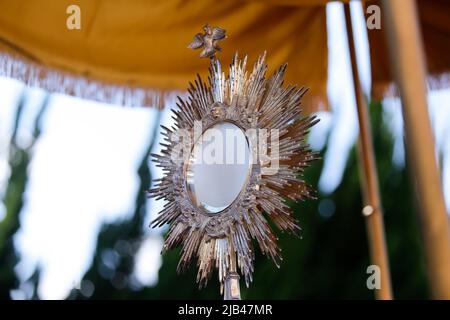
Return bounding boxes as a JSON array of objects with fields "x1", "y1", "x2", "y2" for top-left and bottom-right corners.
[
  {"x1": 368, "y1": 0, "x2": 450, "y2": 99},
  {"x1": 1, "y1": 0, "x2": 449, "y2": 109},
  {"x1": 0, "y1": 0, "x2": 329, "y2": 111}
]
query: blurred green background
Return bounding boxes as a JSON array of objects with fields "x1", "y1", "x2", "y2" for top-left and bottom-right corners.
[{"x1": 0, "y1": 95, "x2": 429, "y2": 299}]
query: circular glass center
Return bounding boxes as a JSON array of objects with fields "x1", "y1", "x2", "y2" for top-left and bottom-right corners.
[{"x1": 186, "y1": 122, "x2": 251, "y2": 213}]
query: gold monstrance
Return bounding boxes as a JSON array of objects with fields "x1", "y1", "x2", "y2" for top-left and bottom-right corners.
[{"x1": 149, "y1": 24, "x2": 318, "y2": 299}]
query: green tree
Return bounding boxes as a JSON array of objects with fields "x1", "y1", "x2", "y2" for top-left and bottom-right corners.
[
  {"x1": 71, "y1": 102, "x2": 428, "y2": 299},
  {"x1": 4, "y1": 100, "x2": 427, "y2": 299},
  {"x1": 0, "y1": 93, "x2": 49, "y2": 299},
  {"x1": 69, "y1": 113, "x2": 163, "y2": 299}
]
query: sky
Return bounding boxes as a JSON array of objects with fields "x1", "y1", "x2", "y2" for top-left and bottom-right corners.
[{"x1": 0, "y1": 2, "x2": 449, "y2": 300}]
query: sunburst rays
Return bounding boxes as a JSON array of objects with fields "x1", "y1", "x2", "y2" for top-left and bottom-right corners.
[{"x1": 148, "y1": 53, "x2": 318, "y2": 291}]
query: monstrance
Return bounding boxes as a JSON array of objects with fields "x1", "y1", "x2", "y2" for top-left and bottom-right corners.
[{"x1": 149, "y1": 24, "x2": 319, "y2": 299}]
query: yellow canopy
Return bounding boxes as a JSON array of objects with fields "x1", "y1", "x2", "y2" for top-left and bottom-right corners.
[
  {"x1": 1, "y1": 0, "x2": 448, "y2": 111},
  {"x1": 0, "y1": 0, "x2": 329, "y2": 111},
  {"x1": 368, "y1": 0, "x2": 450, "y2": 98}
]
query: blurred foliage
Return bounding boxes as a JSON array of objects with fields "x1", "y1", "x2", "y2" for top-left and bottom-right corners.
[
  {"x1": 241, "y1": 102, "x2": 429, "y2": 299},
  {"x1": 0, "y1": 92, "x2": 49, "y2": 299},
  {"x1": 73, "y1": 101, "x2": 429, "y2": 299},
  {"x1": 68, "y1": 112, "x2": 163, "y2": 299},
  {"x1": 0, "y1": 100, "x2": 429, "y2": 299}
]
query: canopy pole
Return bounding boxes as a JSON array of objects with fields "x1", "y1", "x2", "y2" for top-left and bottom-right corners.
[
  {"x1": 381, "y1": 0, "x2": 450, "y2": 299},
  {"x1": 343, "y1": 3, "x2": 393, "y2": 300}
]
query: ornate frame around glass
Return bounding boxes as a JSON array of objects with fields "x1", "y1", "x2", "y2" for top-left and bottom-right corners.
[{"x1": 149, "y1": 53, "x2": 319, "y2": 293}]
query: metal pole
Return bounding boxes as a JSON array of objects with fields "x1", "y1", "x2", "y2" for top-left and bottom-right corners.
[
  {"x1": 344, "y1": 3, "x2": 393, "y2": 300},
  {"x1": 381, "y1": 0, "x2": 450, "y2": 299},
  {"x1": 223, "y1": 252, "x2": 241, "y2": 300}
]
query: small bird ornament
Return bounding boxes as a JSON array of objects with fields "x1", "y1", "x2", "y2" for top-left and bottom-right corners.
[{"x1": 188, "y1": 23, "x2": 226, "y2": 58}]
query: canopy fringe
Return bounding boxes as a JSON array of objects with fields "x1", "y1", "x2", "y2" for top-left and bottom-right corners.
[
  {"x1": 0, "y1": 48, "x2": 327, "y2": 113},
  {"x1": 0, "y1": 50, "x2": 181, "y2": 109}
]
